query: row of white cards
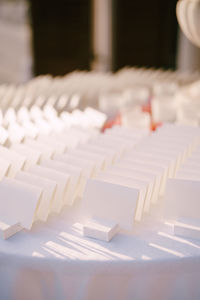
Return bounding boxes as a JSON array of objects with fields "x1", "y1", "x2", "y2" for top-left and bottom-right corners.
[
  {"x1": 0, "y1": 122, "x2": 199, "y2": 239},
  {"x1": 81, "y1": 124, "x2": 200, "y2": 234},
  {"x1": 0, "y1": 124, "x2": 147, "y2": 239},
  {"x1": 164, "y1": 142, "x2": 200, "y2": 240},
  {"x1": 0, "y1": 106, "x2": 106, "y2": 146}
]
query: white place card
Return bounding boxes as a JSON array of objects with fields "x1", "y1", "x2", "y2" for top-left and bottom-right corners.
[
  {"x1": 79, "y1": 144, "x2": 114, "y2": 166},
  {"x1": 108, "y1": 165, "x2": 155, "y2": 212},
  {"x1": 0, "y1": 178, "x2": 42, "y2": 230},
  {"x1": 24, "y1": 138, "x2": 54, "y2": 160},
  {"x1": 11, "y1": 143, "x2": 41, "y2": 170},
  {"x1": 81, "y1": 179, "x2": 138, "y2": 231},
  {"x1": 40, "y1": 159, "x2": 80, "y2": 206},
  {"x1": 0, "y1": 146, "x2": 26, "y2": 177},
  {"x1": 116, "y1": 160, "x2": 162, "y2": 203},
  {"x1": 96, "y1": 172, "x2": 147, "y2": 221},
  {"x1": 0, "y1": 158, "x2": 10, "y2": 180},
  {"x1": 28, "y1": 165, "x2": 70, "y2": 213},
  {"x1": 37, "y1": 134, "x2": 67, "y2": 155},
  {"x1": 89, "y1": 139, "x2": 124, "y2": 160},
  {"x1": 51, "y1": 131, "x2": 80, "y2": 149},
  {"x1": 16, "y1": 171, "x2": 57, "y2": 222},
  {"x1": 0, "y1": 126, "x2": 8, "y2": 145},
  {"x1": 53, "y1": 154, "x2": 95, "y2": 178},
  {"x1": 67, "y1": 149, "x2": 106, "y2": 172},
  {"x1": 83, "y1": 218, "x2": 119, "y2": 242},
  {"x1": 164, "y1": 178, "x2": 200, "y2": 221}
]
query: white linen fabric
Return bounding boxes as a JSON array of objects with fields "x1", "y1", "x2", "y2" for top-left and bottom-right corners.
[{"x1": 0, "y1": 204, "x2": 200, "y2": 300}]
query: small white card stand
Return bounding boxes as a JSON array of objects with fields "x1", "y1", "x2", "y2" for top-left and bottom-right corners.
[
  {"x1": 0, "y1": 146, "x2": 26, "y2": 177},
  {"x1": 16, "y1": 171, "x2": 57, "y2": 221},
  {"x1": 24, "y1": 138, "x2": 54, "y2": 160},
  {"x1": 0, "y1": 178, "x2": 42, "y2": 230},
  {"x1": 96, "y1": 172, "x2": 147, "y2": 221},
  {"x1": 28, "y1": 165, "x2": 70, "y2": 213},
  {"x1": 0, "y1": 158, "x2": 10, "y2": 180},
  {"x1": 52, "y1": 132, "x2": 80, "y2": 149},
  {"x1": 81, "y1": 179, "x2": 138, "y2": 231},
  {"x1": 164, "y1": 178, "x2": 200, "y2": 223},
  {"x1": 0, "y1": 126, "x2": 8, "y2": 145},
  {"x1": 40, "y1": 159, "x2": 80, "y2": 206},
  {"x1": 11, "y1": 143, "x2": 41, "y2": 170},
  {"x1": 0, "y1": 220, "x2": 22, "y2": 240},
  {"x1": 83, "y1": 218, "x2": 119, "y2": 242}
]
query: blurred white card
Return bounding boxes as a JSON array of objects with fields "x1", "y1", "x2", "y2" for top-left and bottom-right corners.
[
  {"x1": 11, "y1": 143, "x2": 41, "y2": 170},
  {"x1": 24, "y1": 138, "x2": 54, "y2": 160}
]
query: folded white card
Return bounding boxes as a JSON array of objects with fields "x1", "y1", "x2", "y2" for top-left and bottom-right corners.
[
  {"x1": 0, "y1": 158, "x2": 10, "y2": 180},
  {"x1": 24, "y1": 138, "x2": 54, "y2": 160},
  {"x1": 40, "y1": 159, "x2": 81, "y2": 206},
  {"x1": 81, "y1": 179, "x2": 138, "y2": 230},
  {"x1": 108, "y1": 165, "x2": 155, "y2": 212},
  {"x1": 11, "y1": 143, "x2": 41, "y2": 170},
  {"x1": 28, "y1": 165, "x2": 70, "y2": 213},
  {"x1": 37, "y1": 134, "x2": 67, "y2": 155},
  {"x1": 0, "y1": 146, "x2": 26, "y2": 177},
  {"x1": 0, "y1": 178, "x2": 42, "y2": 229},
  {"x1": 96, "y1": 172, "x2": 147, "y2": 221},
  {"x1": 0, "y1": 220, "x2": 22, "y2": 240},
  {"x1": 16, "y1": 171, "x2": 57, "y2": 221}
]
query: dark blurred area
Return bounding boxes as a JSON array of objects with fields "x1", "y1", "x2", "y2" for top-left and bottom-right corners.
[{"x1": 30, "y1": 0, "x2": 178, "y2": 76}]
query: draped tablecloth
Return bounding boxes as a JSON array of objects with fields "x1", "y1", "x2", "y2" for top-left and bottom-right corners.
[{"x1": 0, "y1": 203, "x2": 200, "y2": 300}]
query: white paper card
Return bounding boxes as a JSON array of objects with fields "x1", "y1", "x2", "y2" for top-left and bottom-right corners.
[
  {"x1": 11, "y1": 143, "x2": 41, "y2": 170},
  {"x1": 28, "y1": 165, "x2": 70, "y2": 213},
  {"x1": 0, "y1": 146, "x2": 26, "y2": 177},
  {"x1": 16, "y1": 171, "x2": 57, "y2": 221},
  {"x1": 0, "y1": 178, "x2": 42, "y2": 229},
  {"x1": 81, "y1": 179, "x2": 138, "y2": 230}
]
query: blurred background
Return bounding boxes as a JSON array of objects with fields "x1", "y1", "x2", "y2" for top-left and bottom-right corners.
[{"x1": 1, "y1": 0, "x2": 200, "y2": 84}]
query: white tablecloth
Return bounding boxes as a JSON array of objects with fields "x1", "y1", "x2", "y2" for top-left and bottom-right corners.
[{"x1": 0, "y1": 202, "x2": 200, "y2": 300}]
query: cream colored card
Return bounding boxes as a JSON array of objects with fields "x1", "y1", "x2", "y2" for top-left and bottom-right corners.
[
  {"x1": 81, "y1": 179, "x2": 138, "y2": 231},
  {"x1": 89, "y1": 139, "x2": 123, "y2": 160},
  {"x1": 16, "y1": 171, "x2": 57, "y2": 222},
  {"x1": 40, "y1": 159, "x2": 81, "y2": 206},
  {"x1": 51, "y1": 132, "x2": 80, "y2": 149},
  {"x1": 24, "y1": 138, "x2": 54, "y2": 160},
  {"x1": 0, "y1": 158, "x2": 10, "y2": 180},
  {"x1": 79, "y1": 144, "x2": 114, "y2": 166},
  {"x1": 96, "y1": 172, "x2": 147, "y2": 221},
  {"x1": 11, "y1": 143, "x2": 41, "y2": 170},
  {"x1": 99, "y1": 135, "x2": 133, "y2": 152},
  {"x1": 28, "y1": 165, "x2": 70, "y2": 213},
  {"x1": 164, "y1": 178, "x2": 200, "y2": 221},
  {"x1": 0, "y1": 146, "x2": 26, "y2": 177},
  {"x1": 176, "y1": 169, "x2": 200, "y2": 181},
  {"x1": 0, "y1": 126, "x2": 8, "y2": 145},
  {"x1": 53, "y1": 154, "x2": 95, "y2": 178},
  {"x1": 0, "y1": 177, "x2": 42, "y2": 229},
  {"x1": 108, "y1": 165, "x2": 155, "y2": 212},
  {"x1": 128, "y1": 149, "x2": 177, "y2": 177},
  {"x1": 67, "y1": 149, "x2": 106, "y2": 172},
  {"x1": 37, "y1": 134, "x2": 67, "y2": 154},
  {"x1": 119, "y1": 158, "x2": 166, "y2": 198}
]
